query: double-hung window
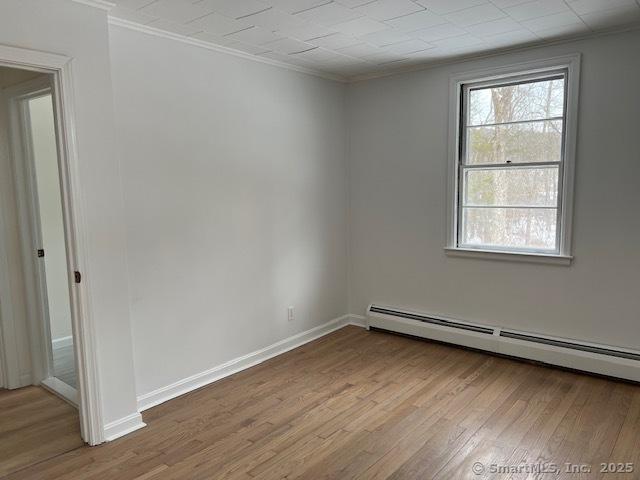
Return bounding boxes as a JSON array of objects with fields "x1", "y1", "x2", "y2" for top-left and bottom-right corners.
[{"x1": 448, "y1": 57, "x2": 579, "y2": 263}]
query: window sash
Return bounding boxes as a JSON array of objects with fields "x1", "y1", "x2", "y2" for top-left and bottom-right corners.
[
  {"x1": 458, "y1": 207, "x2": 560, "y2": 253},
  {"x1": 456, "y1": 70, "x2": 568, "y2": 255}
]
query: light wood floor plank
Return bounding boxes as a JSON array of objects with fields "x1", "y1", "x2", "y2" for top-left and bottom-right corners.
[{"x1": 0, "y1": 387, "x2": 83, "y2": 478}]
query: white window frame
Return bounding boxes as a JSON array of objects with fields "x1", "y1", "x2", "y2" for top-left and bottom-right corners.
[{"x1": 445, "y1": 54, "x2": 580, "y2": 265}]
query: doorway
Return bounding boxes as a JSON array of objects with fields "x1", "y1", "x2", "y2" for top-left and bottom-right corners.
[
  {"x1": 0, "y1": 66, "x2": 84, "y2": 475},
  {"x1": 16, "y1": 81, "x2": 77, "y2": 401}
]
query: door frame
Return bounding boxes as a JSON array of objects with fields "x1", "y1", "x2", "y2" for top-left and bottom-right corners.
[{"x1": 0, "y1": 44, "x2": 104, "y2": 445}]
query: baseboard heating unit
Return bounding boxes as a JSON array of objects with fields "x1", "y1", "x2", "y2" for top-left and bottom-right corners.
[{"x1": 366, "y1": 304, "x2": 640, "y2": 382}]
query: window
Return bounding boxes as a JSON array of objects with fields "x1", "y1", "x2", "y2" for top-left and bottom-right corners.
[{"x1": 447, "y1": 56, "x2": 579, "y2": 264}]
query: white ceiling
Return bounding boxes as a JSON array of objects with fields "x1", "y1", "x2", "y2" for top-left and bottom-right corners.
[{"x1": 109, "y1": 0, "x2": 640, "y2": 79}]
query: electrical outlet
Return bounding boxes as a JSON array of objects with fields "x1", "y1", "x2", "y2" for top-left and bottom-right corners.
[{"x1": 287, "y1": 306, "x2": 294, "y2": 322}]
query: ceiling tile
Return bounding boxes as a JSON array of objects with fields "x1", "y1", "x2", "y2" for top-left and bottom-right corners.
[
  {"x1": 190, "y1": 30, "x2": 236, "y2": 45},
  {"x1": 224, "y1": 26, "x2": 284, "y2": 44},
  {"x1": 187, "y1": 12, "x2": 253, "y2": 35},
  {"x1": 241, "y1": 7, "x2": 306, "y2": 30},
  {"x1": 384, "y1": 38, "x2": 435, "y2": 54},
  {"x1": 264, "y1": 37, "x2": 317, "y2": 53},
  {"x1": 268, "y1": 0, "x2": 332, "y2": 14},
  {"x1": 353, "y1": 0, "x2": 424, "y2": 21},
  {"x1": 332, "y1": 16, "x2": 389, "y2": 36},
  {"x1": 196, "y1": 0, "x2": 271, "y2": 19},
  {"x1": 385, "y1": 10, "x2": 447, "y2": 31},
  {"x1": 292, "y1": 47, "x2": 353, "y2": 63},
  {"x1": 431, "y1": 33, "x2": 485, "y2": 49},
  {"x1": 410, "y1": 22, "x2": 469, "y2": 41},
  {"x1": 139, "y1": 0, "x2": 214, "y2": 23},
  {"x1": 336, "y1": 42, "x2": 387, "y2": 57},
  {"x1": 504, "y1": 0, "x2": 571, "y2": 21},
  {"x1": 112, "y1": 0, "x2": 156, "y2": 9},
  {"x1": 415, "y1": 0, "x2": 489, "y2": 15},
  {"x1": 465, "y1": 16, "x2": 523, "y2": 36},
  {"x1": 259, "y1": 50, "x2": 328, "y2": 70},
  {"x1": 444, "y1": 3, "x2": 506, "y2": 26},
  {"x1": 567, "y1": 0, "x2": 637, "y2": 15},
  {"x1": 489, "y1": 0, "x2": 530, "y2": 7},
  {"x1": 579, "y1": 4, "x2": 640, "y2": 29},
  {"x1": 277, "y1": 22, "x2": 337, "y2": 40},
  {"x1": 225, "y1": 40, "x2": 272, "y2": 54},
  {"x1": 310, "y1": 32, "x2": 363, "y2": 49},
  {"x1": 405, "y1": 47, "x2": 447, "y2": 58},
  {"x1": 534, "y1": 22, "x2": 590, "y2": 38},
  {"x1": 358, "y1": 28, "x2": 413, "y2": 46},
  {"x1": 363, "y1": 52, "x2": 408, "y2": 64},
  {"x1": 339, "y1": 43, "x2": 404, "y2": 64},
  {"x1": 482, "y1": 28, "x2": 539, "y2": 45},
  {"x1": 521, "y1": 11, "x2": 583, "y2": 31},
  {"x1": 296, "y1": 2, "x2": 364, "y2": 26},
  {"x1": 147, "y1": 18, "x2": 203, "y2": 35},
  {"x1": 335, "y1": 0, "x2": 376, "y2": 8}
]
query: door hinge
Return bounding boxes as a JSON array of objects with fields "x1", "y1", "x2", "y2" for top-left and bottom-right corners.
[
  {"x1": 37, "y1": 249, "x2": 45, "y2": 258},
  {"x1": 74, "y1": 271, "x2": 82, "y2": 284}
]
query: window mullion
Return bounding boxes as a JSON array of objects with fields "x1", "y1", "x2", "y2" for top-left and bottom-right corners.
[
  {"x1": 467, "y1": 116, "x2": 563, "y2": 128},
  {"x1": 460, "y1": 161, "x2": 561, "y2": 170},
  {"x1": 460, "y1": 205, "x2": 558, "y2": 209}
]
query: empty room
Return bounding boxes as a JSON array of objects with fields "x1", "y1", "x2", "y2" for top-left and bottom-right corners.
[{"x1": 0, "y1": 0, "x2": 639, "y2": 478}]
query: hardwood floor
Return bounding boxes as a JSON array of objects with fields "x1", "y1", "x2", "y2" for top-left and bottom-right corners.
[
  {"x1": 0, "y1": 386, "x2": 83, "y2": 477},
  {"x1": 4, "y1": 326, "x2": 640, "y2": 480},
  {"x1": 52, "y1": 344, "x2": 77, "y2": 389}
]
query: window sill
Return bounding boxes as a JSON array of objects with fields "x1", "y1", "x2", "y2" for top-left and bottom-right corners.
[{"x1": 444, "y1": 247, "x2": 573, "y2": 265}]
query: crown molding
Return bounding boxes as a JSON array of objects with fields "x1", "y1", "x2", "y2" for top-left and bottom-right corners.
[
  {"x1": 107, "y1": 17, "x2": 348, "y2": 84},
  {"x1": 349, "y1": 22, "x2": 640, "y2": 83},
  {"x1": 70, "y1": 0, "x2": 115, "y2": 11}
]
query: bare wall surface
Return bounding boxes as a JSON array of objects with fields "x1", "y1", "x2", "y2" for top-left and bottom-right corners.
[
  {"x1": 109, "y1": 26, "x2": 349, "y2": 398},
  {"x1": 347, "y1": 29, "x2": 640, "y2": 350}
]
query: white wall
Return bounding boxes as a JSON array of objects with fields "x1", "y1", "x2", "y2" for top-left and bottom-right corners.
[
  {"x1": 29, "y1": 94, "x2": 73, "y2": 342},
  {"x1": 0, "y1": 0, "x2": 139, "y2": 427},
  {"x1": 348, "y1": 29, "x2": 640, "y2": 350},
  {"x1": 108, "y1": 26, "x2": 349, "y2": 397}
]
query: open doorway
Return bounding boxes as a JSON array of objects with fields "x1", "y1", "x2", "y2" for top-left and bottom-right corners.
[{"x1": 0, "y1": 66, "x2": 83, "y2": 475}]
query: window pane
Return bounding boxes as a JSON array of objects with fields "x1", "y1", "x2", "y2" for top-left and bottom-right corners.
[
  {"x1": 468, "y1": 77, "x2": 564, "y2": 125},
  {"x1": 461, "y1": 207, "x2": 557, "y2": 251},
  {"x1": 463, "y1": 167, "x2": 558, "y2": 207},
  {"x1": 466, "y1": 119, "x2": 562, "y2": 165}
]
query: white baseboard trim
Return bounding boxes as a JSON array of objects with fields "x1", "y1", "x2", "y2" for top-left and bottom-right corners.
[
  {"x1": 347, "y1": 314, "x2": 367, "y2": 328},
  {"x1": 137, "y1": 314, "x2": 362, "y2": 412},
  {"x1": 103, "y1": 412, "x2": 146, "y2": 442},
  {"x1": 52, "y1": 335, "x2": 73, "y2": 349},
  {"x1": 41, "y1": 376, "x2": 78, "y2": 407}
]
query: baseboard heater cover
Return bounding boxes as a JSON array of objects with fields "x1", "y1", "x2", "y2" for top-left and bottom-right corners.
[
  {"x1": 367, "y1": 304, "x2": 640, "y2": 382},
  {"x1": 368, "y1": 305, "x2": 495, "y2": 335},
  {"x1": 499, "y1": 330, "x2": 640, "y2": 362}
]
